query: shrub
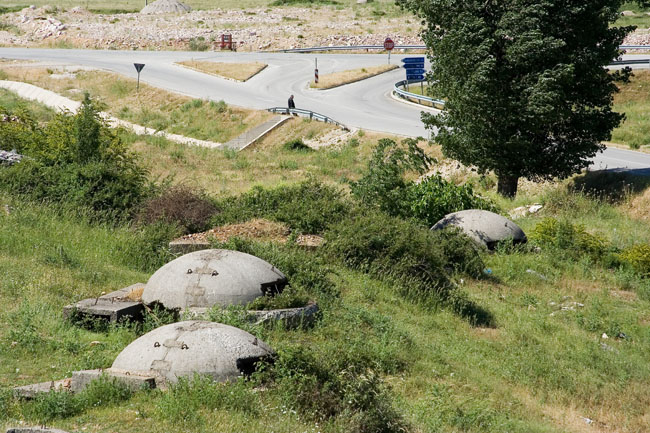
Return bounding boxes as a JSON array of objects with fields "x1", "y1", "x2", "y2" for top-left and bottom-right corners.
[
  {"x1": 262, "y1": 345, "x2": 406, "y2": 433},
  {"x1": 214, "y1": 179, "x2": 350, "y2": 234},
  {"x1": 283, "y1": 138, "x2": 312, "y2": 151},
  {"x1": 80, "y1": 374, "x2": 133, "y2": 408},
  {"x1": 138, "y1": 185, "x2": 218, "y2": 234},
  {"x1": 408, "y1": 174, "x2": 498, "y2": 226},
  {"x1": 323, "y1": 211, "x2": 491, "y2": 325},
  {"x1": 0, "y1": 94, "x2": 151, "y2": 221},
  {"x1": 23, "y1": 390, "x2": 84, "y2": 425},
  {"x1": 531, "y1": 218, "x2": 609, "y2": 260},
  {"x1": 247, "y1": 286, "x2": 310, "y2": 310},
  {"x1": 117, "y1": 221, "x2": 178, "y2": 273},
  {"x1": 350, "y1": 138, "x2": 431, "y2": 218},
  {"x1": 619, "y1": 244, "x2": 650, "y2": 276},
  {"x1": 188, "y1": 37, "x2": 209, "y2": 51}
]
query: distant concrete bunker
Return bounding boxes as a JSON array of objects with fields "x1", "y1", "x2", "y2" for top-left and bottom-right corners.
[
  {"x1": 142, "y1": 249, "x2": 288, "y2": 310},
  {"x1": 432, "y1": 209, "x2": 527, "y2": 249},
  {"x1": 112, "y1": 321, "x2": 273, "y2": 384}
]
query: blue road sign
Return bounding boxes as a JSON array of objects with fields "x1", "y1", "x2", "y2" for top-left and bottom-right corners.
[
  {"x1": 403, "y1": 63, "x2": 425, "y2": 69},
  {"x1": 402, "y1": 57, "x2": 425, "y2": 64},
  {"x1": 406, "y1": 74, "x2": 425, "y2": 80},
  {"x1": 405, "y1": 68, "x2": 426, "y2": 75}
]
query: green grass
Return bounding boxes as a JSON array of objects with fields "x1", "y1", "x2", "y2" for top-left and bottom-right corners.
[
  {"x1": 4, "y1": 83, "x2": 650, "y2": 433},
  {"x1": 612, "y1": 69, "x2": 650, "y2": 149},
  {"x1": 615, "y1": 2, "x2": 650, "y2": 28},
  {"x1": 0, "y1": 88, "x2": 56, "y2": 122}
]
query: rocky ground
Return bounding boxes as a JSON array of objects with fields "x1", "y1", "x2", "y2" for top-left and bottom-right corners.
[{"x1": 0, "y1": 5, "x2": 424, "y2": 51}]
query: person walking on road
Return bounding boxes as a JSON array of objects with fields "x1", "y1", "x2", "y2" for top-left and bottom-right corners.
[{"x1": 288, "y1": 94, "x2": 296, "y2": 114}]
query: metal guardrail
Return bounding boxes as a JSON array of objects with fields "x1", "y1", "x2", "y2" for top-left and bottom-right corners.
[
  {"x1": 393, "y1": 79, "x2": 445, "y2": 108},
  {"x1": 275, "y1": 45, "x2": 427, "y2": 53},
  {"x1": 611, "y1": 59, "x2": 650, "y2": 65},
  {"x1": 267, "y1": 107, "x2": 350, "y2": 130},
  {"x1": 275, "y1": 44, "x2": 650, "y2": 54}
]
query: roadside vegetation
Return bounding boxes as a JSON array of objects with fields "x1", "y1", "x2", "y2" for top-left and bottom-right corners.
[
  {"x1": 2, "y1": 89, "x2": 650, "y2": 432},
  {"x1": 0, "y1": 66, "x2": 272, "y2": 143},
  {"x1": 310, "y1": 64, "x2": 399, "y2": 89},
  {"x1": 176, "y1": 61, "x2": 267, "y2": 82},
  {"x1": 611, "y1": 69, "x2": 650, "y2": 149}
]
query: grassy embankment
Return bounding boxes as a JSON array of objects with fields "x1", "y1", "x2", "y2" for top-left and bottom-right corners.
[
  {"x1": 310, "y1": 64, "x2": 399, "y2": 89},
  {"x1": 2, "y1": 88, "x2": 650, "y2": 433},
  {"x1": 0, "y1": 65, "x2": 272, "y2": 144},
  {"x1": 176, "y1": 61, "x2": 267, "y2": 82}
]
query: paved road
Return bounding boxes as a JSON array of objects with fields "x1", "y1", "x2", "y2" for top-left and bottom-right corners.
[{"x1": 1, "y1": 47, "x2": 649, "y2": 171}]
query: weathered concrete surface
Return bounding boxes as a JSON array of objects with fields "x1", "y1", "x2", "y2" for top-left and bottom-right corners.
[
  {"x1": 142, "y1": 249, "x2": 287, "y2": 310},
  {"x1": 111, "y1": 321, "x2": 273, "y2": 384},
  {"x1": 6, "y1": 428, "x2": 70, "y2": 433},
  {"x1": 250, "y1": 302, "x2": 320, "y2": 329},
  {"x1": 13, "y1": 379, "x2": 70, "y2": 399},
  {"x1": 63, "y1": 284, "x2": 146, "y2": 323},
  {"x1": 431, "y1": 209, "x2": 527, "y2": 249},
  {"x1": 70, "y1": 369, "x2": 156, "y2": 393},
  {"x1": 168, "y1": 238, "x2": 211, "y2": 255}
]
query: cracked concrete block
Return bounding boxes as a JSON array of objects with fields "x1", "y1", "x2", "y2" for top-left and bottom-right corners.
[
  {"x1": 142, "y1": 249, "x2": 287, "y2": 310},
  {"x1": 111, "y1": 320, "x2": 273, "y2": 384},
  {"x1": 431, "y1": 209, "x2": 527, "y2": 249},
  {"x1": 70, "y1": 369, "x2": 156, "y2": 393}
]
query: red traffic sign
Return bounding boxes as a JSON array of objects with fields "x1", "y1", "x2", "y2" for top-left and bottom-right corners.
[{"x1": 384, "y1": 37, "x2": 394, "y2": 51}]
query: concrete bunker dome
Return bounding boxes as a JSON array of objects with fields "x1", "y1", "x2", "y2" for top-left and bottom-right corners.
[
  {"x1": 142, "y1": 249, "x2": 288, "y2": 310},
  {"x1": 111, "y1": 321, "x2": 274, "y2": 383},
  {"x1": 140, "y1": 0, "x2": 192, "y2": 14},
  {"x1": 431, "y1": 209, "x2": 527, "y2": 249}
]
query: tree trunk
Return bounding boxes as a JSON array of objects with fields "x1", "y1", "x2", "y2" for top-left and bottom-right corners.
[{"x1": 497, "y1": 175, "x2": 519, "y2": 198}]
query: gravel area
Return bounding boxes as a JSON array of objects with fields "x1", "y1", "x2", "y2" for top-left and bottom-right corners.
[{"x1": 0, "y1": 5, "x2": 424, "y2": 51}]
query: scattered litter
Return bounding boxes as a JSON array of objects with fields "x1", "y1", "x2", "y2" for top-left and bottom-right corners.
[
  {"x1": 526, "y1": 269, "x2": 547, "y2": 280},
  {"x1": 580, "y1": 416, "x2": 593, "y2": 425},
  {"x1": 602, "y1": 333, "x2": 608, "y2": 339},
  {"x1": 509, "y1": 203, "x2": 543, "y2": 219}
]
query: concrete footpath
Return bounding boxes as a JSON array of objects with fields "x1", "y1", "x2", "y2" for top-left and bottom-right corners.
[{"x1": 0, "y1": 80, "x2": 222, "y2": 148}]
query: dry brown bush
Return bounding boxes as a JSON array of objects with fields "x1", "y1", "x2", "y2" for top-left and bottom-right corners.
[{"x1": 138, "y1": 185, "x2": 218, "y2": 234}]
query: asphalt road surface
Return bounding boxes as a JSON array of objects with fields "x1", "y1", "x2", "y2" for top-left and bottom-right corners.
[{"x1": 1, "y1": 47, "x2": 649, "y2": 172}]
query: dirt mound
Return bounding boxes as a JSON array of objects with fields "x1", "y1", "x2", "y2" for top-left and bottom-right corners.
[
  {"x1": 178, "y1": 218, "x2": 324, "y2": 247},
  {"x1": 141, "y1": 0, "x2": 192, "y2": 14}
]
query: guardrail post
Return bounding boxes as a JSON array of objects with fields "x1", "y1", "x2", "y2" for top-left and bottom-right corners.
[{"x1": 310, "y1": 112, "x2": 313, "y2": 120}]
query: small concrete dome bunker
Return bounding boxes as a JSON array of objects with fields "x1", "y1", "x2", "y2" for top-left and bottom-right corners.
[
  {"x1": 142, "y1": 249, "x2": 287, "y2": 310},
  {"x1": 112, "y1": 321, "x2": 273, "y2": 383},
  {"x1": 431, "y1": 209, "x2": 527, "y2": 249}
]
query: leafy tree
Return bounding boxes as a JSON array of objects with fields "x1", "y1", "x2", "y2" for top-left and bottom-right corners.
[{"x1": 400, "y1": 0, "x2": 638, "y2": 197}]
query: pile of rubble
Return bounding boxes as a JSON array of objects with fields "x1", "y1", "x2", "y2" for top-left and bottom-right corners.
[{"x1": 0, "y1": 149, "x2": 22, "y2": 166}]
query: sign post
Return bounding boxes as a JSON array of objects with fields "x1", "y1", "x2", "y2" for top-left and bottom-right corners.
[
  {"x1": 384, "y1": 37, "x2": 394, "y2": 64},
  {"x1": 401, "y1": 57, "x2": 425, "y2": 93},
  {"x1": 133, "y1": 63, "x2": 145, "y2": 92},
  {"x1": 315, "y1": 58, "x2": 319, "y2": 84}
]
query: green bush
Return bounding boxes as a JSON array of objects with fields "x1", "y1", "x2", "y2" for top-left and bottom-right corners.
[
  {"x1": 117, "y1": 221, "x2": 177, "y2": 273},
  {"x1": 350, "y1": 138, "x2": 431, "y2": 218},
  {"x1": 408, "y1": 174, "x2": 498, "y2": 226},
  {"x1": 283, "y1": 138, "x2": 312, "y2": 151},
  {"x1": 0, "y1": 93, "x2": 151, "y2": 221},
  {"x1": 80, "y1": 375, "x2": 134, "y2": 408},
  {"x1": 214, "y1": 179, "x2": 350, "y2": 234},
  {"x1": 531, "y1": 218, "x2": 609, "y2": 260},
  {"x1": 619, "y1": 244, "x2": 650, "y2": 276},
  {"x1": 262, "y1": 345, "x2": 406, "y2": 433},
  {"x1": 323, "y1": 211, "x2": 492, "y2": 325},
  {"x1": 247, "y1": 286, "x2": 310, "y2": 310}
]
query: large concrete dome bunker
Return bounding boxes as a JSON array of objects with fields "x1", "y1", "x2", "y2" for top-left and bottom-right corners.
[
  {"x1": 431, "y1": 209, "x2": 527, "y2": 249},
  {"x1": 142, "y1": 249, "x2": 287, "y2": 310},
  {"x1": 111, "y1": 321, "x2": 273, "y2": 384}
]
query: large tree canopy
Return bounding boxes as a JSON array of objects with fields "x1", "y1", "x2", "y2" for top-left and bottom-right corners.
[{"x1": 400, "y1": 0, "x2": 636, "y2": 197}]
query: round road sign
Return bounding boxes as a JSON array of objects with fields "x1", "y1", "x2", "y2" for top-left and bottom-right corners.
[{"x1": 384, "y1": 37, "x2": 394, "y2": 51}]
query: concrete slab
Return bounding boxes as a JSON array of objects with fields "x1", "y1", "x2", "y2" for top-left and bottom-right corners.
[
  {"x1": 63, "y1": 298, "x2": 144, "y2": 323},
  {"x1": 169, "y1": 239, "x2": 211, "y2": 255},
  {"x1": 250, "y1": 302, "x2": 320, "y2": 329},
  {"x1": 63, "y1": 284, "x2": 146, "y2": 323},
  {"x1": 6, "y1": 428, "x2": 70, "y2": 433},
  {"x1": 13, "y1": 379, "x2": 70, "y2": 399},
  {"x1": 70, "y1": 369, "x2": 156, "y2": 393}
]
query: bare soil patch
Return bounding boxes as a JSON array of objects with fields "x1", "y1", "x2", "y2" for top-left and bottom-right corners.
[{"x1": 178, "y1": 218, "x2": 325, "y2": 247}]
